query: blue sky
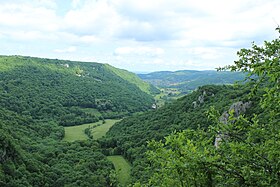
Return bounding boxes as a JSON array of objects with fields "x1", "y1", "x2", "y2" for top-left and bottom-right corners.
[{"x1": 0, "y1": 0, "x2": 279, "y2": 72}]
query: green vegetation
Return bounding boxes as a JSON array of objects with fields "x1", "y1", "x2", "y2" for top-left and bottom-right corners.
[
  {"x1": 0, "y1": 109, "x2": 115, "y2": 186},
  {"x1": 64, "y1": 119, "x2": 120, "y2": 141},
  {"x1": 63, "y1": 122, "x2": 95, "y2": 142},
  {"x1": 138, "y1": 28, "x2": 280, "y2": 187},
  {"x1": 107, "y1": 155, "x2": 131, "y2": 186},
  {"x1": 139, "y1": 69, "x2": 246, "y2": 106},
  {"x1": 91, "y1": 119, "x2": 121, "y2": 140}
]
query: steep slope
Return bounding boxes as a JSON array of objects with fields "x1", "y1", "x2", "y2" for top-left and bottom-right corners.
[
  {"x1": 104, "y1": 64, "x2": 159, "y2": 95},
  {"x1": 0, "y1": 55, "x2": 154, "y2": 126},
  {"x1": 138, "y1": 70, "x2": 246, "y2": 92}
]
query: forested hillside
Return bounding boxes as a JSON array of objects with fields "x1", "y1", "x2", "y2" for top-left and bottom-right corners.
[
  {"x1": 0, "y1": 56, "x2": 155, "y2": 126},
  {"x1": 100, "y1": 84, "x2": 254, "y2": 182},
  {"x1": 0, "y1": 56, "x2": 156, "y2": 186}
]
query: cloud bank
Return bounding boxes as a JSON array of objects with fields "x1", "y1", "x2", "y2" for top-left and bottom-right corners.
[{"x1": 0, "y1": 0, "x2": 279, "y2": 71}]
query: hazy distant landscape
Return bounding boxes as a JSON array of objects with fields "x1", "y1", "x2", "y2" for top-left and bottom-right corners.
[{"x1": 0, "y1": 0, "x2": 279, "y2": 186}]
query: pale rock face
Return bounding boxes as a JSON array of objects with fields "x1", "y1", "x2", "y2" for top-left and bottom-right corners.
[
  {"x1": 215, "y1": 101, "x2": 251, "y2": 148},
  {"x1": 192, "y1": 101, "x2": 198, "y2": 108},
  {"x1": 193, "y1": 90, "x2": 206, "y2": 108},
  {"x1": 198, "y1": 95, "x2": 204, "y2": 104},
  {"x1": 219, "y1": 111, "x2": 230, "y2": 124},
  {"x1": 0, "y1": 148, "x2": 6, "y2": 162},
  {"x1": 229, "y1": 101, "x2": 251, "y2": 117}
]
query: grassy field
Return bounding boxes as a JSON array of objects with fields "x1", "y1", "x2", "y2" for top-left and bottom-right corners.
[
  {"x1": 107, "y1": 155, "x2": 131, "y2": 186},
  {"x1": 90, "y1": 119, "x2": 120, "y2": 140},
  {"x1": 63, "y1": 119, "x2": 120, "y2": 142}
]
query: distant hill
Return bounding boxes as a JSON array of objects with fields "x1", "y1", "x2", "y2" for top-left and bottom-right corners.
[
  {"x1": 138, "y1": 70, "x2": 246, "y2": 93},
  {"x1": 0, "y1": 55, "x2": 155, "y2": 126}
]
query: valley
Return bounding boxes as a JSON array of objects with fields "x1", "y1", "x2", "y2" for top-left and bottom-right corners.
[
  {"x1": 0, "y1": 30, "x2": 279, "y2": 187},
  {"x1": 1, "y1": 1, "x2": 279, "y2": 186}
]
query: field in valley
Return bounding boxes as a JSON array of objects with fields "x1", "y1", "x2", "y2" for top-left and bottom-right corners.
[
  {"x1": 107, "y1": 155, "x2": 131, "y2": 186},
  {"x1": 63, "y1": 119, "x2": 120, "y2": 141}
]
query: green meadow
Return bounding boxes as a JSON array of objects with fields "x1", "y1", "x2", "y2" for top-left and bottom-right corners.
[
  {"x1": 90, "y1": 119, "x2": 120, "y2": 140},
  {"x1": 63, "y1": 119, "x2": 120, "y2": 142},
  {"x1": 107, "y1": 155, "x2": 131, "y2": 186}
]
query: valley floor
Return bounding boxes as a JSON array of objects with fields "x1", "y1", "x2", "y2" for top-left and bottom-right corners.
[
  {"x1": 107, "y1": 155, "x2": 131, "y2": 186},
  {"x1": 63, "y1": 119, "x2": 120, "y2": 141}
]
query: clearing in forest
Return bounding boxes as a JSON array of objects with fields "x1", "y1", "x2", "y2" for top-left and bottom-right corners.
[
  {"x1": 63, "y1": 119, "x2": 120, "y2": 141},
  {"x1": 107, "y1": 155, "x2": 131, "y2": 186}
]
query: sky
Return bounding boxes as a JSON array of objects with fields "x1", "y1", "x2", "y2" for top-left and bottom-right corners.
[{"x1": 0, "y1": 0, "x2": 279, "y2": 72}]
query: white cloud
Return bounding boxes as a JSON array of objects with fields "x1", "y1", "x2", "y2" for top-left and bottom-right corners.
[
  {"x1": 54, "y1": 46, "x2": 77, "y2": 53},
  {"x1": 0, "y1": 0, "x2": 280, "y2": 71},
  {"x1": 63, "y1": 0, "x2": 121, "y2": 37},
  {"x1": 188, "y1": 47, "x2": 222, "y2": 60},
  {"x1": 0, "y1": 3, "x2": 59, "y2": 32},
  {"x1": 114, "y1": 46, "x2": 164, "y2": 57},
  {"x1": 71, "y1": 0, "x2": 81, "y2": 9}
]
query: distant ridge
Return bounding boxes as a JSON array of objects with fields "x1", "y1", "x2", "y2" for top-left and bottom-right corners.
[{"x1": 138, "y1": 69, "x2": 246, "y2": 92}]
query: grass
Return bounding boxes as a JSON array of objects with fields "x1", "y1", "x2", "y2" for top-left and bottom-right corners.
[
  {"x1": 63, "y1": 119, "x2": 120, "y2": 142},
  {"x1": 107, "y1": 155, "x2": 131, "y2": 186},
  {"x1": 63, "y1": 122, "x2": 98, "y2": 142},
  {"x1": 90, "y1": 119, "x2": 120, "y2": 140}
]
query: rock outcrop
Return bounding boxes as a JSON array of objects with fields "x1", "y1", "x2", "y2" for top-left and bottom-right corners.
[
  {"x1": 192, "y1": 90, "x2": 214, "y2": 108},
  {"x1": 215, "y1": 101, "x2": 251, "y2": 148}
]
